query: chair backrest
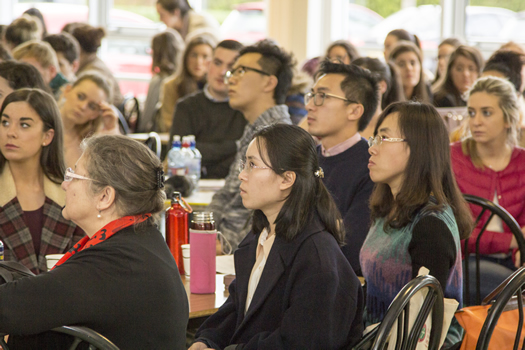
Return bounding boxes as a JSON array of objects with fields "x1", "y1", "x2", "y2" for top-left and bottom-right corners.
[
  {"x1": 115, "y1": 106, "x2": 131, "y2": 135},
  {"x1": 118, "y1": 95, "x2": 141, "y2": 133},
  {"x1": 354, "y1": 275, "x2": 445, "y2": 350},
  {"x1": 127, "y1": 132, "x2": 162, "y2": 159},
  {"x1": 52, "y1": 326, "x2": 120, "y2": 350},
  {"x1": 0, "y1": 325, "x2": 119, "y2": 350},
  {"x1": 476, "y1": 266, "x2": 525, "y2": 350},
  {"x1": 463, "y1": 194, "x2": 525, "y2": 305}
]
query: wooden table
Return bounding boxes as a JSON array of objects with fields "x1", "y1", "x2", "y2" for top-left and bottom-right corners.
[
  {"x1": 182, "y1": 274, "x2": 230, "y2": 319},
  {"x1": 181, "y1": 275, "x2": 365, "y2": 319}
]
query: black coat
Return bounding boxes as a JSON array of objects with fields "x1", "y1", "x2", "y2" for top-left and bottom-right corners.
[
  {"x1": 195, "y1": 216, "x2": 364, "y2": 349},
  {"x1": 0, "y1": 223, "x2": 189, "y2": 350}
]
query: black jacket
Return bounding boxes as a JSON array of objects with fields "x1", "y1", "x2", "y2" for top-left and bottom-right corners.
[
  {"x1": 195, "y1": 215, "x2": 364, "y2": 349},
  {"x1": 0, "y1": 223, "x2": 188, "y2": 350}
]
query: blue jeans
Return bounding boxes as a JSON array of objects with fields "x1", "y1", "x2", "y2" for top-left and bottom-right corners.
[{"x1": 464, "y1": 255, "x2": 515, "y2": 305}]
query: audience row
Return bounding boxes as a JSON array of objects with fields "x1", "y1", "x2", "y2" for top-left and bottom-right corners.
[{"x1": 0, "y1": 1, "x2": 524, "y2": 348}]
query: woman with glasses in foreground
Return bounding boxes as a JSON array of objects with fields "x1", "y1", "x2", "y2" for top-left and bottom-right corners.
[
  {"x1": 0, "y1": 88, "x2": 84, "y2": 274},
  {"x1": 0, "y1": 134, "x2": 188, "y2": 349},
  {"x1": 191, "y1": 124, "x2": 364, "y2": 350},
  {"x1": 360, "y1": 101, "x2": 472, "y2": 346}
]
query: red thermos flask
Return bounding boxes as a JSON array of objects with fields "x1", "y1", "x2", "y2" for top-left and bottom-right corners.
[{"x1": 165, "y1": 191, "x2": 191, "y2": 274}]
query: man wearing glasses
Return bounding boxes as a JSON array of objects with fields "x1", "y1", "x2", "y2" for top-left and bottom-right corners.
[
  {"x1": 206, "y1": 39, "x2": 293, "y2": 250},
  {"x1": 305, "y1": 61, "x2": 379, "y2": 276},
  {"x1": 169, "y1": 40, "x2": 247, "y2": 179}
]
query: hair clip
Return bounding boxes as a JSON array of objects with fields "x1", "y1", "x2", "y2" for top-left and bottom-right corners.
[
  {"x1": 156, "y1": 169, "x2": 165, "y2": 189},
  {"x1": 314, "y1": 167, "x2": 324, "y2": 179}
]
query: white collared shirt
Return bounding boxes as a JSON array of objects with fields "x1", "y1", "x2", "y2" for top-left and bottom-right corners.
[{"x1": 245, "y1": 228, "x2": 276, "y2": 313}]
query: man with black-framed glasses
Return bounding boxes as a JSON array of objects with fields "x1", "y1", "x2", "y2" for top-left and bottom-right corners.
[
  {"x1": 306, "y1": 60, "x2": 379, "y2": 276},
  {"x1": 205, "y1": 39, "x2": 293, "y2": 251}
]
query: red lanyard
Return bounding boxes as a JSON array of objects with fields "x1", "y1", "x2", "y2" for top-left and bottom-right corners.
[{"x1": 52, "y1": 214, "x2": 151, "y2": 270}]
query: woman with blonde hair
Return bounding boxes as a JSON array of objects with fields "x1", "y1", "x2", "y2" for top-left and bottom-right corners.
[
  {"x1": 158, "y1": 35, "x2": 214, "y2": 132},
  {"x1": 60, "y1": 72, "x2": 121, "y2": 168},
  {"x1": 451, "y1": 76, "x2": 525, "y2": 300}
]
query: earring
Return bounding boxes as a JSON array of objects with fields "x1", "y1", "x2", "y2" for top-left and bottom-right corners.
[{"x1": 97, "y1": 210, "x2": 101, "y2": 218}]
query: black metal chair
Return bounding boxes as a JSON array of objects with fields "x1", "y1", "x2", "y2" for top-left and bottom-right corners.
[
  {"x1": 118, "y1": 95, "x2": 141, "y2": 133},
  {"x1": 475, "y1": 266, "x2": 525, "y2": 350},
  {"x1": 463, "y1": 194, "x2": 525, "y2": 306},
  {"x1": 127, "y1": 132, "x2": 162, "y2": 159},
  {"x1": 0, "y1": 325, "x2": 120, "y2": 349},
  {"x1": 353, "y1": 275, "x2": 445, "y2": 350}
]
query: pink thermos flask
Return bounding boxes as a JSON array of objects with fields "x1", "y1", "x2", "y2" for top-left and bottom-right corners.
[{"x1": 190, "y1": 211, "x2": 216, "y2": 294}]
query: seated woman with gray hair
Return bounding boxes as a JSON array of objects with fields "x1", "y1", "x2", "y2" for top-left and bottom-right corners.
[{"x1": 0, "y1": 134, "x2": 188, "y2": 350}]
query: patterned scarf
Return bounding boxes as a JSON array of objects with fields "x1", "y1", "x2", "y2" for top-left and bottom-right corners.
[{"x1": 52, "y1": 214, "x2": 151, "y2": 270}]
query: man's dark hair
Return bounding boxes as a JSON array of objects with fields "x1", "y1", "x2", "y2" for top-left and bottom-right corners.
[
  {"x1": 216, "y1": 39, "x2": 243, "y2": 52},
  {"x1": 43, "y1": 33, "x2": 80, "y2": 64},
  {"x1": 317, "y1": 60, "x2": 380, "y2": 132},
  {"x1": 239, "y1": 39, "x2": 294, "y2": 104}
]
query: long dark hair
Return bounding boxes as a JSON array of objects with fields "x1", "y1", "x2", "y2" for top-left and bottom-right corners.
[
  {"x1": 387, "y1": 29, "x2": 422, "y2": 50},
  {"x1": 0, "y1": 89, "x2": 65, "y2": 184},
  {"x1": 151, "y1": 29, "x2": 184, "y2": 75},
  {"x1": 173, "y1": 35, "x2": 213, "y2": 99},
  {"x1": 369, "y1": 101, "x2": 472, "y2": 239},
  {"x1": 353, "y1": 57, "x2": 405, "y2": 110},
  {"x1": 251, "y1": 124, "x2": 344, "y2": 245},
  {"x1": 389, "y1": 41, "x2": 430, "y2": 103},
  {"x1": 483, "y1": 50, "x2": 525, "y2": 93},
  {"x1": 433, "y1": 38, "x2": 463, "y2": 83},
  {"x1": 434, "y1": 45, "x2": 484, "y2": 105},
  {"x1": 325, "y1": 40, "x2": 360, "y2": 62},
  {"x1": 157, "y1": 0, "x2": 192, "y2": 17}
]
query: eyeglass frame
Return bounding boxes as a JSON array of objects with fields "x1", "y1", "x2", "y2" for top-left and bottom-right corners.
[
  {"x1": 367, "y1": 134, "x2": 407, "y2": 148},
  {"x1": 224, "y1": 65, "x2": 271, "y2": 85},
  {"x1": 304, "y1": 91, "x2": 357, "y2": 107},
  {"x1": 64, "y1": 167, "x2": 95, "y2": 182},
  {"x1": 238, "y1": 159, "x2": 272, "y2": 173}
]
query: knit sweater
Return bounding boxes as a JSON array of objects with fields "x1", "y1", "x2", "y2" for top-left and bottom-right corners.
[
  {"x1": 318, "y1": 139, "x2": 374, "y2": 275},
  {"x1": 169, "y1": 90, "x2": 247, "y2": 179},
  {"x1": 207, "y1": 105, "x2": 291, "y2": 250},
  {"x1": 360, "y1": 201, "x2": 463, "y2": 344}
]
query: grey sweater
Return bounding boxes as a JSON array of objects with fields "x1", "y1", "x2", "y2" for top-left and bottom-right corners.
[{"x1": 207, "y1": 105, "x2": 292, "y2": 249}]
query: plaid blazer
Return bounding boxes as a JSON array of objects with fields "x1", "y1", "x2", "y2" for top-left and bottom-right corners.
[{"x1": 0, "y1": 166, "x2": 85, "y2": 274}]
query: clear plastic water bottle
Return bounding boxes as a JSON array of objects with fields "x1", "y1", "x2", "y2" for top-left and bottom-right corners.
[
  {"x1": 0, "y1": 240, "x2": 4, "y2": 261},
  {"x1": 181, "y1": 136, "x2": 196, "y2": 187},
  {"x1": 188, "y1": 135, "x2": 202, "y2": 187},
  {"x1": 167, "y1": 135, "x2": 186, "y2": 177}
]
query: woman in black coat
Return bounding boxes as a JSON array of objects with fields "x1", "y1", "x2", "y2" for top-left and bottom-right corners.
[{"x1": 191, "y1": 124, "x2": 364, "y2": 350}]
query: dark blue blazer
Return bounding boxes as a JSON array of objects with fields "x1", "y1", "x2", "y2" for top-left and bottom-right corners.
[{"x1": 195, "y1": 215, "x2": 364, "y2": 349}]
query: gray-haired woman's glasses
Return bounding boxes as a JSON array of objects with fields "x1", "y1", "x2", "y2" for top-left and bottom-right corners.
[{"x1": 64, "y1": 168, "x2": 94, "y2": 182}]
